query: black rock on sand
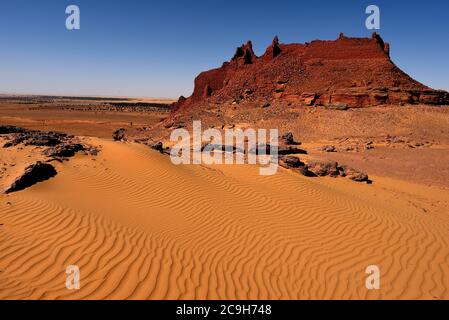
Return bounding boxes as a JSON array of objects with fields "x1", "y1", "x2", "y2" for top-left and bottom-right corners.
[{"x1": 4, "y1": 161, "x2": 57, "y2": 194}]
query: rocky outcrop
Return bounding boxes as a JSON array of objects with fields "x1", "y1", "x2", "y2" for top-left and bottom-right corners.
[
  {"x1": 0, "y1": 125, "x2": 97, "y2": 158},
  {"x1": 2, "y1": 129, "x2": 69, "y2": 148},
  {"x1": 0, "y1": 125, "x2": 28, "y2": 134},
  {"x1": 4, "y1": 162, "x2": 57, "y2": 194},
  {"x1": 43, "y1": 143, "x2": 85, "y2": 158},
  {"x1": 172, "y1": 33, "x2": 448, "y2": 112}
]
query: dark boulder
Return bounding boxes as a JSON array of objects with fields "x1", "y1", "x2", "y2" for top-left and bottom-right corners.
[{"x1": 4, "y1": 162, "x2": 57, "y2": 194}]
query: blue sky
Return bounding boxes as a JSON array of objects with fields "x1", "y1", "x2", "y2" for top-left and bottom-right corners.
[{"x1": 0, "y1": 0, "x2": 448, "y2": 98}]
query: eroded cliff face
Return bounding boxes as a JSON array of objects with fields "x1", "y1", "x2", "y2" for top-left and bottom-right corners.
[{"x1": 173, "y1": 32, "x2": 448, "y2": 111}]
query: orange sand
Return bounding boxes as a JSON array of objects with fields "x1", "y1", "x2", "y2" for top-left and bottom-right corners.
[{"x1": 1, "y1": 139, "x2": 448, "y2": 299}]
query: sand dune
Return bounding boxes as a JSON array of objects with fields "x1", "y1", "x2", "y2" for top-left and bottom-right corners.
[{"x1": 1, "y1": 139, "x2": 448, "y2": 299}]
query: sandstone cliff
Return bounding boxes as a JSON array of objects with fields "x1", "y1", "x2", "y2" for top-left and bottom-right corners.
[{"x1": 173, "y1": 33, "x2": 448, "y2": 111}]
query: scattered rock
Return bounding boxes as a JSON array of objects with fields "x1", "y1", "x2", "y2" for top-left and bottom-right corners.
[
  {"x1": 4, "y1": 162, "x2": 57, "y2": 194},
  {"x1": 112, "y1": 128, "x2": 126, "y2": 141}
]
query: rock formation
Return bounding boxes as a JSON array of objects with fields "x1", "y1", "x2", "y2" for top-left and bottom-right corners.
[{"x1": 172, "y1": 33, "x2": 448, "y2": 111}]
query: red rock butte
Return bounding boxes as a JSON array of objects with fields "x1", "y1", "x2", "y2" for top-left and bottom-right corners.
[{"x1": 173, "y1": 32, "x2": 448, "y2": 111}]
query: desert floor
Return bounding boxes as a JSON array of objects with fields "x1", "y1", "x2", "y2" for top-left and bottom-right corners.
[{"x1": 1, "y1": 98, "x2": 449, "y2": 299}]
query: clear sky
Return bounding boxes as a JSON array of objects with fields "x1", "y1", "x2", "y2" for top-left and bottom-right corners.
[{"x1": 0, "y1": 0, "x2": 448, "y2": 98}]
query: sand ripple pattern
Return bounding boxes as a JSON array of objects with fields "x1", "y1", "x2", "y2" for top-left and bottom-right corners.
[{"x1": 1, "y1": 140, "x2": 448, "y2": 299}]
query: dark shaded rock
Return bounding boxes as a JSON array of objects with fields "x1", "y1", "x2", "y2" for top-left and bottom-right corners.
[
  {"x1": 151, "y1": 142, "x2": 164, "y2": 152},
  {"x1": 43, "y1": 143, "x2": 84, "y2": 158},
  {"x1": 3, "y1": 131, "x2": 66, "y2": 147},
  {"x1": 0, "y1": 125, "x2": 28, "y2": 134},
  {"x1": 4, "y1": 162, "x2": 57, "y2": 194},
  {"x1": 307, "y1": 161, "x2": 340, "y2": 177},
  {"x1": 113, "y1": 128, "x2": 126, "y2": 141}
]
